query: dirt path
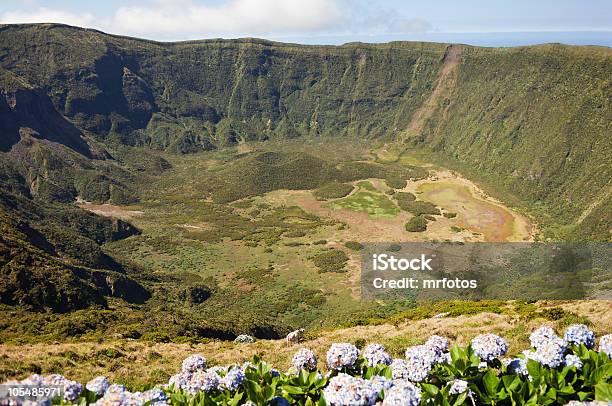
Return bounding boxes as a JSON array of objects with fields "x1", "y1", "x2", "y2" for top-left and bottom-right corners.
[
  {"x1": 402, "y1": 44, "x2": 462, "y2": 142},
  {"x1": 76, "y1": 199, "x2": 144, "y2": 219}
]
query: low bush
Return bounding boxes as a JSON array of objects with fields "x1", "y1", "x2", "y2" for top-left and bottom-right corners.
[
  {"x1": 312, "y1": 249, "x2": 349, "y2": 273},
  {"x1": 313, "y1": 182, "x2": 355, "y2": 200},
  {"x1": 384, "y1": 176, "x2": 407, "y2": 189},
  {"x1": 406, "y1": 216, "x2": 428, "y2": 232},
  {"x1": 400, "y1": 200, "x2": 441, "y2": 216},
  {"x1": 443, "y1": 212, "x2": 457, "y2": 218},
  {"x1": 344, "y1": 241, "x2": 364, "y2": 251}
]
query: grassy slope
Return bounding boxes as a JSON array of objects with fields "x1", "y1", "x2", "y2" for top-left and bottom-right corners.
[
  {"x1": 418, "y1": 44, "x2": 612, "y2": 240},
  {"x1": 0, "y1": 300, "x2": 609, "y2": 388}
]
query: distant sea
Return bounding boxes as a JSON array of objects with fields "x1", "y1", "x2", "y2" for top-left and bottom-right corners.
[{"x1": 273, "y1": 31, "x2": 612, "y2": 47}]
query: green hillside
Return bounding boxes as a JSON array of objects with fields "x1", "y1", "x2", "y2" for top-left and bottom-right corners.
[{"x1": 0, "y1": 24, "x2": 610, "y2": 341}]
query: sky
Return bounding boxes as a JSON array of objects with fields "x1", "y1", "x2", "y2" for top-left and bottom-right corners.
[{"x1": 1, "y1": 0, "x2": 611, "y2": 46}]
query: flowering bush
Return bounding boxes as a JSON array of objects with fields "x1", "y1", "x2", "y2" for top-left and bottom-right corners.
[{"x1": 2, "y1": 325, "x2": 611, "y2": 405}]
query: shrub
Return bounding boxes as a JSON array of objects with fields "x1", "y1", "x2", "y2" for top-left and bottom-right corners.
[
  {"x1": 344, "y1": 241, "x2": 364, "y2": 251},
  {"x1": 443, "y1": 212, "x2": 457, "y2": 218},
  {"x1": 400, "y1": 200, "x2": 440, "y2": 216},
  {"x1": 394, "y1": 192, "x2": 417, "y2": 210},
  {"x1": 405, "y1": 216, "x2": 428, "y2": 232},
  {"x1": 313, "y1": 182, "x2": 354, "y2": 200},
  {"x1": 284, "y1": 230, "x2": 307, "y2": 238},
  {"x1": 385, "y1": 176, "x2": 407, "y2": 189},
  {"x1": 312, "y1": 240, "x2": 327, "y2": 245},
  {"x1": 312, "y1": 249, "x2": 349, "y2": 273}
]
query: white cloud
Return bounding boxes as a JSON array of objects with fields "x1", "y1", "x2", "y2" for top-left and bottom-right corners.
[
  {"x1": 0, "y1": 7, "x2": 95, "y2": 28},
  {"x1": 111, "y1": 0, "x2": 344, "y2": 38},
  {"x1": 0, "y1": 1, "x2": 433, "y2": 40}
]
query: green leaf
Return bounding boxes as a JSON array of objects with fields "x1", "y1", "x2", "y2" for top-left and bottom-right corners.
[
  {"x1": 595, "y1": 382, "x2": 612, "y2": 401},
  {"x1": 483, "y1": 370, "x2": 500, "y2": 396}
]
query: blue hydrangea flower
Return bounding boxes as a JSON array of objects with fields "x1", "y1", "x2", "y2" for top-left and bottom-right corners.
[
  {"x1": 168, "y1": 372, "x2": 191, "y2": 390},
  {"x1": 564, "y1": 354, "x2": 583, "y2": 369},
  {"x1": 471, "y1": 333, "x2": 508, "y2": 362},
  {"x1": 62, "y1": 380, "x2": 84, "y2": 401},
  {"x1": 86, "y1": 376, "x2": 110, "y2": 396},
  {"x1": 504, "y1": 357, "x2": 528, "y2": 376},
  {"x1": 381, "y1": 379, "x2": 421, "y2": 406},
  {"x1": 187, "y1": 370, "x2": 220, "y2": 394},
  {"x1": 181, "y1": 354, "x2": 207, "y2": 373},
  {"x1": 403, "y1": 345, "x2": 437, "y2": 382},
  {"x1": 363, "y1": 344, "x2": 392, "y2": 367},
  {"x1": 322, "y1": 373, "x2": 380, "y2": 406},
  {"x1": 270, "y1": 396, "x2": 291, "y2": 406},
  {"x1": 326, "y1": 343, "x2": 360, "y2": 370},
  {"x1": 599, "y1": 334, "x2": 612, "y2": 357},
  {"x1": 369, "y1": 375, "x2": 394, "y2": 393},
  {"x1": 221, "y1": 368, "x2": 245, "y2": 391},
  {"x1": 564, "y1": 324, "x2": 595, "y2": 348},
  {"x1": 523, "y1": 342, "x2": 566, "y2": 368},
  {"x1": 390, "y1": 359, "x2": 411, "y2": 380},
  {"x1": 292, "y1": 348, "x2": 318, "y2": 371},
  {"x1": 530, "y1": 327, "x2": 565, "y2": 350}
]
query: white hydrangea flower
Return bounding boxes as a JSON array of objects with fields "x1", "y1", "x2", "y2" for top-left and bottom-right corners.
[
  {"x1": 326, "y1": 343, "x2": 360, "y2": 370},
  {"x1": 292, "y1": 348, "x2": 318, "y2": 371}
]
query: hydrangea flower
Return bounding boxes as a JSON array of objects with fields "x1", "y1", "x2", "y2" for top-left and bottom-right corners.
[
  {"x1": 448, "y1": 379, "x2": 470, "y2": 395},
  {"x1": 23, "y1": 374, "x2": 46, "y2": 386},
  {"x1": 426, "y1": 335, "x2": 449, "y2": 353},
  {"x1": 181, "y1": 354, "x2": 207, "y2": 373},
  {"x1": 504, "y1": 358, "x2": 528, "y2": 376},
  {"x1": 565, "y1": 324, "x2": 595, "y2": 348},
  {"x1": 62, "y1": 379, "x2": 84, "y2": 401},
  {"x1": 221, "y1": 368, "x2": 245, "y2": 391},
  {"x1": 524, "y1": 326, "x2": 568, "y2": 368},
  {"x1": 292, "y1": 348, "x2": 318, "y2": 371},
  {"x1": 530, "y1": 327, "x2": 565, "y2": 350},
  {"x1": 168, "y1": 372, "x2": 191, "y2": 390},
  {"x1": 233, "y1": 334, "x2": 255, "y2": 344},
  {"x1": 403, "y1": 345, "x2": 437, "y2": 382},
  {"x1": 322, "y1": 373, "x2": 380, "y2": 406},
  {"x1": 92, "y1": 391, "x2": 132, "y2": 406},
  {"x1": 186, "y1": 370, "x2": 220, "y2": 394},
  {"x1": 564, "y1": 354, "x2": 583, "y2": 369},
  {"x1": 369, "y1": 375, "x2": 394, "y2": 392},
  {"x1": 381, "y1": 379, "x2": 421, "y2": 406},
  {"x1": 471, "y1": 333, "x2": 508, "y2": 362},
  {"x1": 86, "y1": 376, "x2": 110, "y2": 396},
  {"x1": 141, "y1": 387, "x2": 168, "y2": 403},
  {"x1": 270, "y1": 396, "x2": 291, "y2": 406},
  {"x1": 107, "y1": 383, "x2": 127, "y2": 393},
  {"x1": 390, "y1": 359, "x2": 411, "y2": 380},
  {"x1": 363, "y1": 344, "x2": 392, "y2": 367},
  {"x1": 43, "y1": 374, "x2": 82, "y2": 401},
  {"x1": 326, "y1": 343, "x2": 360, "y2": 370},
  {"x1": 523, "y1": 342, "x2": 566, "y2": 368},
  {"x1": 599, "y1": 334, "x2": 612, "y2": 357}
]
